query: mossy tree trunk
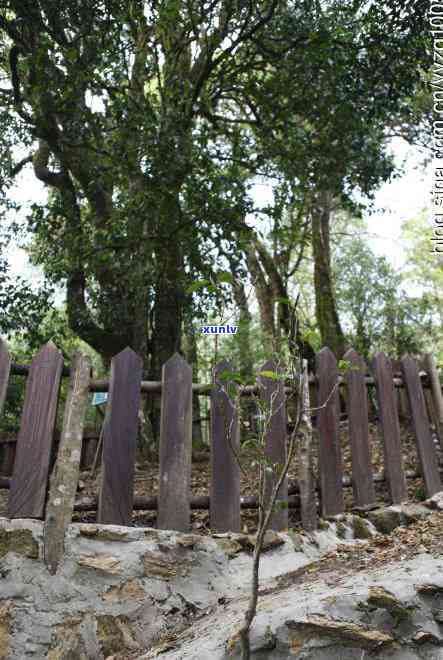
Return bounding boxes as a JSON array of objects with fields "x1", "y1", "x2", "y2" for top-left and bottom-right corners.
[{"x1": 311, "y1": 191, "x2": 346, "y2": 359}]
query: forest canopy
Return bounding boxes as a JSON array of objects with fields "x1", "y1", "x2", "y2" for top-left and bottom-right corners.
[{"x1": 0, "y1": 0, "x2": 436, "y2": 385}]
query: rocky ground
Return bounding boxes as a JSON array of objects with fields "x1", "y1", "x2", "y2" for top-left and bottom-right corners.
[
  {"x1": 0, "y1": 495, "x2": 442, "y2": 658},
  {"x1": 1, "y1": 420, "x2": 443, "y2": 659},
  {"x1": 135, "y1": 507, "x2": 443, "y2": 660}
]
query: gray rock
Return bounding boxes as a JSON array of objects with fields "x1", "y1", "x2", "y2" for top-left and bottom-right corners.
[
  {"x1": 368, "y1": 504, "x2": 432, "y2": 534},
  {"x1": 1, "y1": 515, "x2": 442, "y2": 660},
  {"x1": 139, "y1": 554, "x2": 443, "y2": 659},
  {"x1": 425, "y1": 491, "x2": 443, "y2": 511},
  {"x1": 368, "y1": 506, "x2": 403, "y2": 533}
]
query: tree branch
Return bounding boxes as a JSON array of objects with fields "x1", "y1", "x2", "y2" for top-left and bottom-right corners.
[{"x1": 10, "y1": 154, "x2": 33, "y2": 178}]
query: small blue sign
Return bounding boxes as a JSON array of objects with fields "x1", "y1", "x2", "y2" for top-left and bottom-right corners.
[{"x1": 92, "y1": 392, "x2": 108, "y2": 406}]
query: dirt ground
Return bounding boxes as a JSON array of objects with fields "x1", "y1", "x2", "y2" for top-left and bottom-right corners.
[
  {"x1": 0, "y1": 421, "x2": 441, "y2": 532},
  {"x1": 74, "y1": 421, "x2": 441, "y2": 533}
]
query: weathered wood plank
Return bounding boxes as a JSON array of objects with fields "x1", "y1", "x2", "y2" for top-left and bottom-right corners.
[
  {"x1": 81, "y1": 436, "x2": 99, "y2": 470},
  {"x1": 44, "y1": 352, "x2": 91, "y2": 574},
  {"x1": 97, "y1": 347, "x2": 143, "y2": 525},
  {"x1": 158, "y1": 353, "x2": 193, "y2": 532},
  {"x1": 422, "y1": 353, "x2": 443, "y2": 452},
  {"x1": 315, "y1": 347, "x2": 344, "y2": 517},
  {"x1": 8, "y1": 342, "x2": 64, "y2": 518},
  {"x1": 344, "y1": 349, "x2": 376, "y2": 508},
  {"x1": 297, "y1": 360, "x2": 317, "y2": 531},
  {"x1": 371, "y1": 353, "x2": 407, "y2": 504},
  {"x1": 0, "y1": 443, "x2": 15, "y2": 476},
  {"x1": 0, "y1": 339, "x2": 11, "y2": 420},
  {"x1": 401, "y1": 355, "x2": 441, "y2": 497},
  {"x1": 258, "y1": 360, "x2": 288, "y2": 531},
  {"x1": 210, "y1": 360, "x2": 241, "y2": 533}
]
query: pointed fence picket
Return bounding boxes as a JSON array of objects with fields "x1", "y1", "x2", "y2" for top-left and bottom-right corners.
[
  {"x1": 401, "y1": 355, "x2": 441, "y2": 497},
  {"x1": 371, "y1": 353, "x2": 407, "y2": 504},
  {"x1": 97, "y1": 347, "x2": 143, "y2": 525},
  {"x1": 258, "y1": 360, "x2": 288, "y2": 531},
  {"x1": 422, "y1": 353, "x2": 443, "y2": 452},
  {"x1": 158, "y1": 353, "x2": 193, "y2": 532},
  {"x1": 0, "y1": 339, "x2": 11, "y2": 418},
  {"x1": 210, "y1": 360, "x2": 241, "y2": 533},
  {"x1": 316, "y1": 347, "x2": 344, "y2": 517},
  {"x1": 344, "y1": 349, "x2": 376, "y2": 509},
  {"x1": 0, "y1": 340, "x2": 13, "y2": 476},
  {"x1": 8, "y1": 342, "x2": 64, "y2": 518}
]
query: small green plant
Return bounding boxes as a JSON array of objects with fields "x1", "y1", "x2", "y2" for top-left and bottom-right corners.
[{"x1": 414, "y1": 486, "x2": 426, "y2": 502}]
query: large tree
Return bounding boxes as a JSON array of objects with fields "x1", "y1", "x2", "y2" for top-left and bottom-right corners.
[
  {"x1": 233, "y1": 0, "x2": 430, "y2": 356},
  {"x1": 0, "y1": 0, "x2": 431, "y2": 375},
  {"x1": 0, "y1": 0, "x2": 280, "y2": 375}
]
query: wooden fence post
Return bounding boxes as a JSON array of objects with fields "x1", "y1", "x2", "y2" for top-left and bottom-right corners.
[
  {"x1": 258, "y1": 359, "x2": 288, "y2": 531},
  {"x1": 422, "y1": 353, "x2": 443, "y2": 452},
  {"x1": 210, "y1": 360, "x2": 241, "y2": 533},
  {"x1": 8, "y1": 342, "x2": 64, "y2": 518},
  {"x1": 44, "y1": 352, "x2": 91, "y2": 574},
  {"x1": 344, "y1": 348, "x2": 376, "y2": 509},
  {"x1": 401, "y1": 355, "x2": 441, "y2": 497},
  {"x1": 158, "y1": 353, "x2": 193, "y2": 532},
  {"x1": 0, "y1": 438, "x2": 15, "y2": 476},
  {"x1": 371, "y1": 352, "x2": 407, "y2": 504},
  {"x1": 97, "y1": 347, "x2": 143, "y2": 525},
  {"x1": 297, "y1": 360, "x2": 317, "y2": 531},
  {"x1": 0, "y1": 339, "x2": 11, "y2": 419},
  {"x1": 316, "y1": 347, "x2": 344, "y2": 517}
]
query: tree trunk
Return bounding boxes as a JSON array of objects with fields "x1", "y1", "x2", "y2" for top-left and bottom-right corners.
[
  {"x1": 246, "y1": 246, "x2": 276, "y2": 353},
  {"x1": 183, "y1": 319, "x2": 204, "y2": 451},
  {"x1": 149, "y1": 191, "x2": 185, "y2": 440},
  {"x1": 311, "y1": 192, "x2": 346, "y2": 358},
  {"x1": 231, "y1": 278, "x2": 258, "y2": 439}
]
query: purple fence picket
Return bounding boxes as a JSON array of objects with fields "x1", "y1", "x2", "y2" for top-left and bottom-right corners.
[
  {"x1": 158, "y1": 353, "x2": 193, "y2": 532},
  {"x1": 401, "y1": 355, "x2": 441, "y2": 497},
  {"x1": 97, "y1": 347, "x2": 143, "y2": 525},
  {"x1": 344, "y1": 349, "x2": 376, "y2": 509},
  {"x1": 0, "y1": 339, "x2": 11, "y2": 419},
  {"x1": 316, "y1": 347, "x2": 344, "y2": 517},
  {"x1": 422, "y1": 353, "x2": 443, "y2": 452},
  {"x1": 8, "y1": 342, "x2": 64, "y2": 518},
  {"x1": 0, "y1": 438, "x2": 15, "y2": 476},
  {"x1": 258, "y1": 360, "x2": 288, "y2": 531},
  {"x1": 371, "y1": 353, "x2": 407, "y2": 504},
  {"x1": 210, "y1": 360, "x2": 241, "y2": 533}
]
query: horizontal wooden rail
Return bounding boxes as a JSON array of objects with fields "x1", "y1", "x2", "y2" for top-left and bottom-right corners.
[
  {"x1": 65, "y1": 465, "x2": 443, "y2": 512},
  {"x1": 11, "y1": 362, "x2": 71, "y2": 377},
  {"x1": 77, "y1": 373, "x2": 434, "y2": 393},
  {"x1": 74, "y1": 493, "x2": 301, "y2": 512},
  {"x1": 9, "y1": 362, "x2": 434, "y2": 394}
]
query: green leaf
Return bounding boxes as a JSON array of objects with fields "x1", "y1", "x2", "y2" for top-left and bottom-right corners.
[
  {"x1": 338, "y1": 359, "x2": 351, "y2": 373},
  {"x1": 216, "y1": 271, "x2": 233, "y2": 284},
  {"x1": 185, "y1": 279, "x2": 210, "y2": 294},
  {"x1": 259, "y1": 370, "x2": 280, "y2": 381}
]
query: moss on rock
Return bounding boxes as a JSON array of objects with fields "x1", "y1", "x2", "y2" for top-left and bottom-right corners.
[{"x1": 0, "y1": 528, "x2": 39, "y2": 559}]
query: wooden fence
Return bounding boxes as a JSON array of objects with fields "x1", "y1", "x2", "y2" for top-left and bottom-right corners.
[{"x1": 0, "y1": 339, "x2": 442, "y2": 574}]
